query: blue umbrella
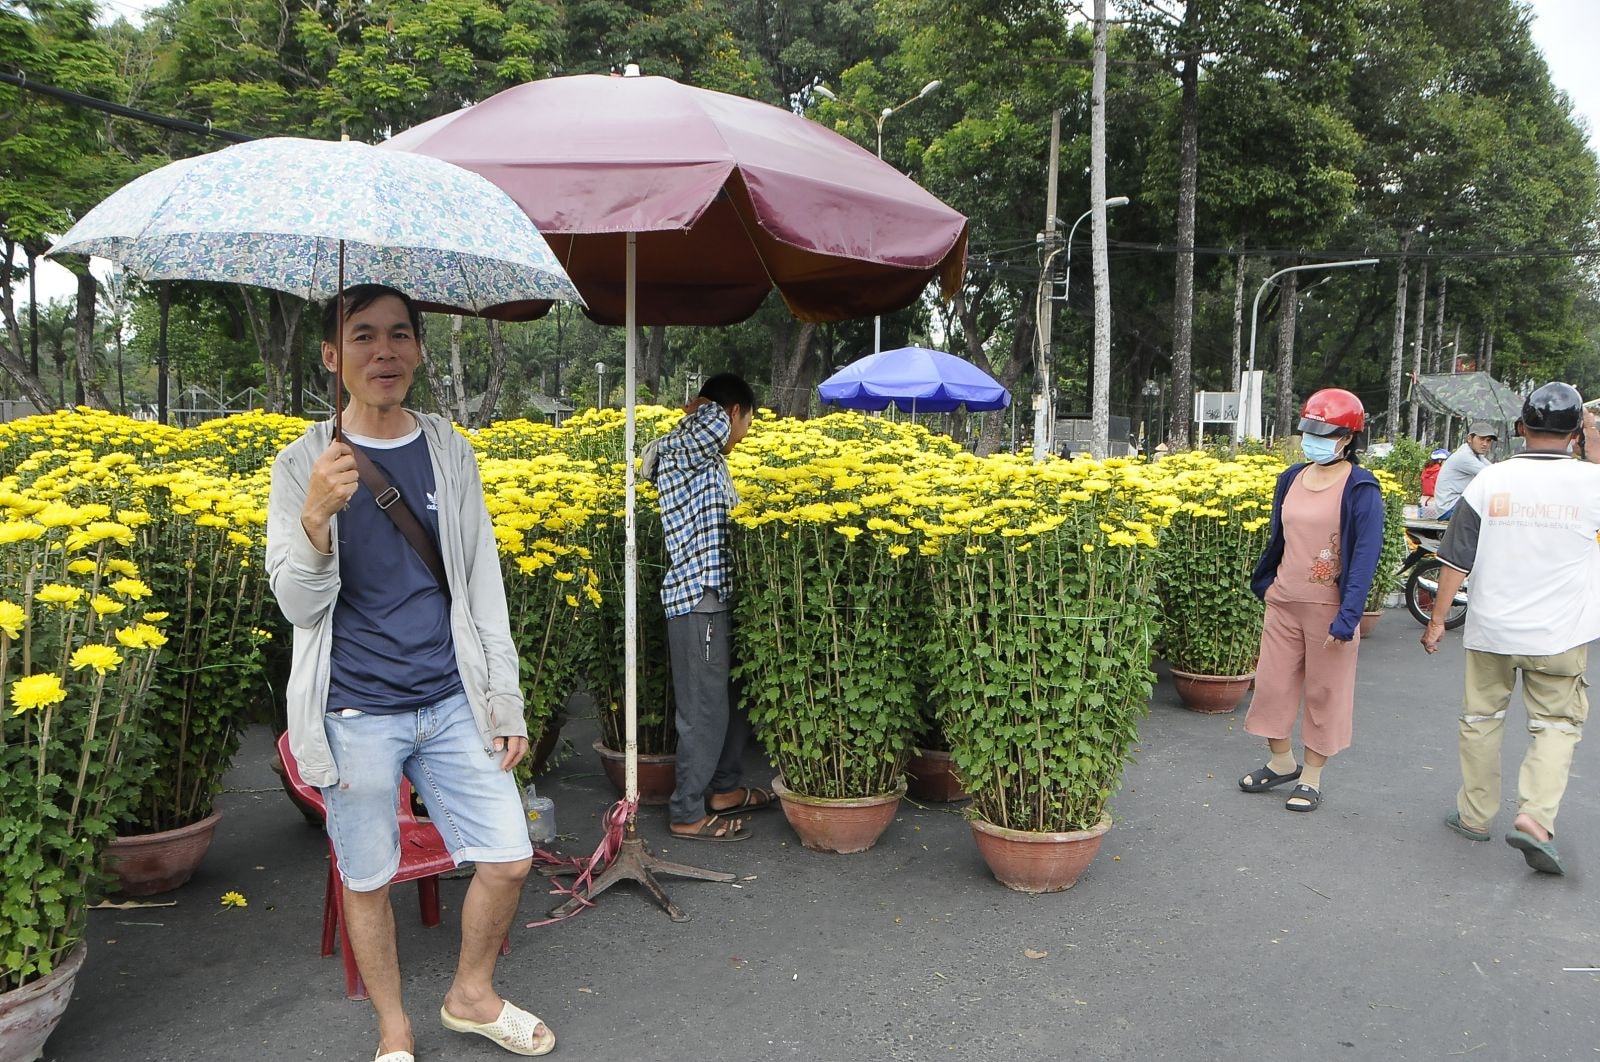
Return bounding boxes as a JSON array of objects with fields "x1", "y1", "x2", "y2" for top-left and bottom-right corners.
[{"x1": 817, "y1": 346, "x2": 1010, "y2": 413}]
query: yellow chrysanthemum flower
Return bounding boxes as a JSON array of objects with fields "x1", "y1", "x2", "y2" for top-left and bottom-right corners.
[
  {"x1": 0, "y1": 522, "x2": 45, "y2": 544},
  {"x1": 219, "y1": 891, "x2": 248, "y2": 908},
  {"x1": 69, "y1": 644, "x2": 123, "y2": 674},
  {"x1": 11, "y1": 672, "x2": 67, "y2": 714},
  {"x1": 109, "y1": 578, "x2": 153, "y2": 600},
  {"x1": 114, "y1": 623, "x2": 168, "y2": 650},
  {"x1": 0, "y1": 600, "x2": 25, "y2": 639},
  {"x1": 36, "y1": 583, "x2": 84, "y2": 607},
  {"x1": 90, "y1": 594, "x2": 126, "y2": 617}
]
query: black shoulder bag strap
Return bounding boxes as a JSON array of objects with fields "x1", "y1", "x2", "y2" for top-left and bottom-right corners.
[{"x1": 348, "y1": 444, "x2": 451, "y2": 595}]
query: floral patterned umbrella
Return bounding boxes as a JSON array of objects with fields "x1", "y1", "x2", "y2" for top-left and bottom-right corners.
[
  {"x1": 49, "y1": 136, "x2": 584, "y2": 432},
  {"x1": 50, "y1": 136, "x2": 582, "y2": 310}
]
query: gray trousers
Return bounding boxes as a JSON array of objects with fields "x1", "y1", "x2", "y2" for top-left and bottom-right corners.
[{"x1": 666, "y1": 609, "x2": 748, "y2": 825}]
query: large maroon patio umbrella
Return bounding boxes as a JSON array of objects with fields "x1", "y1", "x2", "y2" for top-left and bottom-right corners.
[
  {"x1": 381, "y1": 71, "x2": 968, "y2": 326},
  {"x1": 383, "y1": 70, "x2": 968, "y2": 920}
]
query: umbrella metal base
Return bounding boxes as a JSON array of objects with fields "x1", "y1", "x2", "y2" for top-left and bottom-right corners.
[{"x1": 546, "y1": 820, "x2": 735, "y2": 923}]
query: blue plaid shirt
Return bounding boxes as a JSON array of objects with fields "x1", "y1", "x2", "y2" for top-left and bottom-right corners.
[{"x1": 656, "y1": 403, "x2": 738, "y2": 618}]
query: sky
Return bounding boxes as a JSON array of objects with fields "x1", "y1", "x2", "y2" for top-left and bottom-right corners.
[{"x1": 10, "y1": 0, "x2": 1600, "y2": 308}]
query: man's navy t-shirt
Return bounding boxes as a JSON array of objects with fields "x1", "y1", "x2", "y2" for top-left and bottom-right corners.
[{"x1": 327, "y1": 426, "x2": 462, "y2": 714}]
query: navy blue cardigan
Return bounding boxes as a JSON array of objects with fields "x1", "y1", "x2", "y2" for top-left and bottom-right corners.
[{"x1": 1250, "y1": 463, "x2": 1385, "y2": 641}]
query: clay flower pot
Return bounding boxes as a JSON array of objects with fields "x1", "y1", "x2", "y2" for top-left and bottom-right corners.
[
  {"x1": 1358, "y1": 611, "x2": 1382, "y2": 638},
  {"x1": 593, "y1": 740, "x2": 677, "y2": 805},
  {"x1": 104, "y1": 807, "x2": 223, "y2": 896},
  {"x1": 906, "y1": 747, "x2": 969, "y2": 803},
  {"x1": 1168, "y1": 668, "x2": 1255, "y2": 714},
  {"x1": 771, "y1": 774, "x2": 905, "y2": 854},
  {"x1": 969, "y1": 815, "x2": 1112, "y2": 893},
  {"x1": 0, "y1": 940, "x2": 87, "y2": 1062}
]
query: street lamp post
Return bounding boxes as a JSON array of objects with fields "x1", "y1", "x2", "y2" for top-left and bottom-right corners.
[
  {"x1": 1141, "y1": 377, "x2": 1159, "y2": 456},
  {"x1": 596, "y1": 361, "x2": 607, "y2": 409},
  {"x1": 1239, "y1": 259, "x2": 1379, "y2": 441},
  {"x1": 815, "y1": 79, "x2": 942, "y2": 354},
  {"x1": 1033, "y1": 195, "x2": 1129, "y2": 462}
]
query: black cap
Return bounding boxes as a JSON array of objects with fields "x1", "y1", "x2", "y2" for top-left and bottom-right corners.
[{"x1": 1521, "y1": 382, "x2": 1584, "y2": 436}]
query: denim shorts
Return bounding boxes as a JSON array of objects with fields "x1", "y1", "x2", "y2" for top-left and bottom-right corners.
[{"x1": 321, "y1": 690, "x2": 533, "y2": 892}]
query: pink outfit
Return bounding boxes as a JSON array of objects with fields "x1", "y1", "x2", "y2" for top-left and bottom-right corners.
[{"x1": 1245, "y1": 466, "x2": 1363, "y2": 756}]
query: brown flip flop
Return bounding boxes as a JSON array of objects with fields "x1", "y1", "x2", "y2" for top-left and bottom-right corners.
[
  {"x1": 670, "y1": 813, "x2": 752, "y2": 842},
  {"x1": 708, "y1": 786, "x2": 777, "y2": 814}
]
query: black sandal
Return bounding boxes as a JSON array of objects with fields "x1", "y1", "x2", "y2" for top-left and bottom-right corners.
[
  {"x1": 1239, "y1": 763, "x2": 1302, "y2": 793},
  {"x1": 1284, "y1": 784, "x2": 1321, "y2": 812}
]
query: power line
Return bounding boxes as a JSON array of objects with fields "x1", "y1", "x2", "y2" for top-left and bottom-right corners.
[{"x1": 0, "y1": 69, "x2": 253, "y2": 144}]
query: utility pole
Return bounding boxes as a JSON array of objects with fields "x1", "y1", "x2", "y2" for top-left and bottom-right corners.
[
  {"x1": 1090, "y1": 0, "x2": 1111, "y2": 458},
  {"x1": 1032, "y1": 110, "x2": 1062, "y2": 463}
]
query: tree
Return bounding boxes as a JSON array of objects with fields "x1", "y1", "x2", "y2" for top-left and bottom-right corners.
[{"x1": 0, "y1": 0, "x2": 131, "y2": 409}]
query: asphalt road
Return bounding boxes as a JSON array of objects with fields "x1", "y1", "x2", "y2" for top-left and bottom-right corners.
[{"x1": 40, "y1": 611, "x2": 1600, "y2": 1062}]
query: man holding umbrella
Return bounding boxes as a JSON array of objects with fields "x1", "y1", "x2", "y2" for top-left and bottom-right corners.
[{"x1": 268, "y1": 285, "x2": 555, "y2": 1060}]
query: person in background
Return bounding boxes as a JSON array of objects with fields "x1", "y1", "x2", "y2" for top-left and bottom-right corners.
[
  {"x1": 1432, "y1": 422, "x2": 1497, "y2": 515},
  {"x1": 1422, "y1": 382, "x2": 1600, "y2": 876},
  {"x1": 654, "y1": 373, "x2": 774, "y2": 842},
  {"x1": 1237, "y1": 388, "x2": 1385, "y2": 813},
  {"x1": 267, "y1": 285, "x2": 552, "y2": 1062},
  {"x1": 1420, "y1": 447, "x2": 1449, "y2": 508}
]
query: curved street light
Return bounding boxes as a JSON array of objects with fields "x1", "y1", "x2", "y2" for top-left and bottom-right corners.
[
  {"x1": 814, "y1": 79, "x2": 943, "y2": 353},
  {"x1": 1238, "y1": 259, "x2": 1379, "y2": 441},
  {"x1": 1032, "y1": 195, "x2": 1129, "y2": 463}
]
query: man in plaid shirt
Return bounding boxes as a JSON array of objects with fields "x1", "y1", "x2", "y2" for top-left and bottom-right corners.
[{"x1": 653, "y1": 373, "x2": 771, "y2": 840}]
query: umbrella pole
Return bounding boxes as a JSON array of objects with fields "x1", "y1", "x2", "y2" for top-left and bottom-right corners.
[
  {"x1": 334, "y1": 241, "x2": 346, "y2": 439},
  {"x1": 549, "y1": 230, "x2": 734, "y2": 924}
]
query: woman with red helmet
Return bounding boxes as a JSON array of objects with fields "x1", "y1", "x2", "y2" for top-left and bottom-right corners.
[{"x1": 1237, "y1": 388, "x2": 1386, "y2": 812}]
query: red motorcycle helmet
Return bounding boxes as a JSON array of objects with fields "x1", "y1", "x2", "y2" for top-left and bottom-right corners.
[{"x1": 1298, "y1": 388, "x2": 1366, "y2": 437}]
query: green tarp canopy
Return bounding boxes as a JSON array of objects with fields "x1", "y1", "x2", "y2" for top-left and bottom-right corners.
[{"x1": 1411, "y1": 372, "x2": 1524, "y2": 439}]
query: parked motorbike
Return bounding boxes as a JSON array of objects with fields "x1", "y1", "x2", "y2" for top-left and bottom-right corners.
[{"x1": 1401, "y1": 516, "x2": 1467, "y2": 629}]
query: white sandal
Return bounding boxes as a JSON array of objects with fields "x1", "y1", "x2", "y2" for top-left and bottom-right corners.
[
  {"x1": 440, "y1": 1000, "x2": 556, "y2": 1057},
  {"x1": 374, "y1": 1052, "x2": 414, "y2": 1062}
]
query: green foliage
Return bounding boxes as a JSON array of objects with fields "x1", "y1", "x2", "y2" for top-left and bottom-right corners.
[
  {"x1": 0, "y1": 477, "x2": 163, "y2": 992},
  {"x1": 734, "y1": 524, "x2": 920, "y2": 799},
  {"x1": 1365, "y1": 470, "x2": 1410, "y2": 610},
  {"x1": 924, "y1": 492, "x2": 1158, "y2": 834},
  {"x1": 1366, "y1": 436, "x2": 1427, "y2": 499},
  {"x1": 553, "y1": 407, "x2": 683, "y2": 754},
  {"x1": 126, "y1": 464, "x2": 273, "y2": 831}
]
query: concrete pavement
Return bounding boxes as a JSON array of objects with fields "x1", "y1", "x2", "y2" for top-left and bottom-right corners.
[{"x1": 40, "y1": 613, "x2": 1600, "y2": 1061}]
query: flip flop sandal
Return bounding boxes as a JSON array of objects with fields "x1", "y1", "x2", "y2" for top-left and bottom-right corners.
[
  {"x1": 670, "y1": 813, "x2": 752, "y2": 842},
  {"x1": 1505, "y1": 828, "x2": 1565, "y2": 875},
  {"x1": 1284, "y1": 783, "x2": 1321, "y2": 812},
  {"x1": 708, "y1": 786, "x2": 777, "y2": 814},
  {"x1": 1445, "y1": 810, "x2": 1491, "y2": 842},
  {"x1": 1239, "y1": 763, "x2": 1302, "y2": 793},
  {"x1": 374, "y1": 1053, "x2": 414, "y2": 1062},
  {"x1": 441, "y1": 1000, "x2": 556, "y2": 1057}
]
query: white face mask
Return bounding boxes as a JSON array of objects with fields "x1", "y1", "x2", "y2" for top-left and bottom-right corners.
[{"x1": 1300, "y1": 434, "x2": 1343, "y2": 465}]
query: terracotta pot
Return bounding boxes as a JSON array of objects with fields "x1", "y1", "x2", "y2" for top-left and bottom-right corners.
[
  {"x1": 770, "y1": 774, "x2": 905, "y2": 854},
  {"x1": 1358, "y1": 611, "x2": 1382, "y2": 638},
  {"x1": 593, "y1": 741, "x2": 676, "y2": 805},
  {"x1": 0, "y1": 940, "x2": 86, "y2": 1062},
  {"x1": 970, "y1": 815, "x2": 1112, "y2": 893},
  {"x1": 104, "y1": 808, "x2": 222, "y2": 896},
  {"x1": 1168, "y1": 668, "x2": 1255, "y2": 714},
  {"x1": 906, "y1": 747, "x2": 969, "y2": 803},
  {"x1": 528, "y1": 719, "x2": 563, "y2": 775}
]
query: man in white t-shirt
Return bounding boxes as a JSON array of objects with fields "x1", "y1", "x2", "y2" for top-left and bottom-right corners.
[{"x1": 1421, "y1": 383, "x2": 1600, "y2": 876}]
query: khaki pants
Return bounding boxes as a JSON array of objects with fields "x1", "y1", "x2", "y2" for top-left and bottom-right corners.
[{"x1": 1458, "y1": 645, "x2": 1589, "y2": 835}]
